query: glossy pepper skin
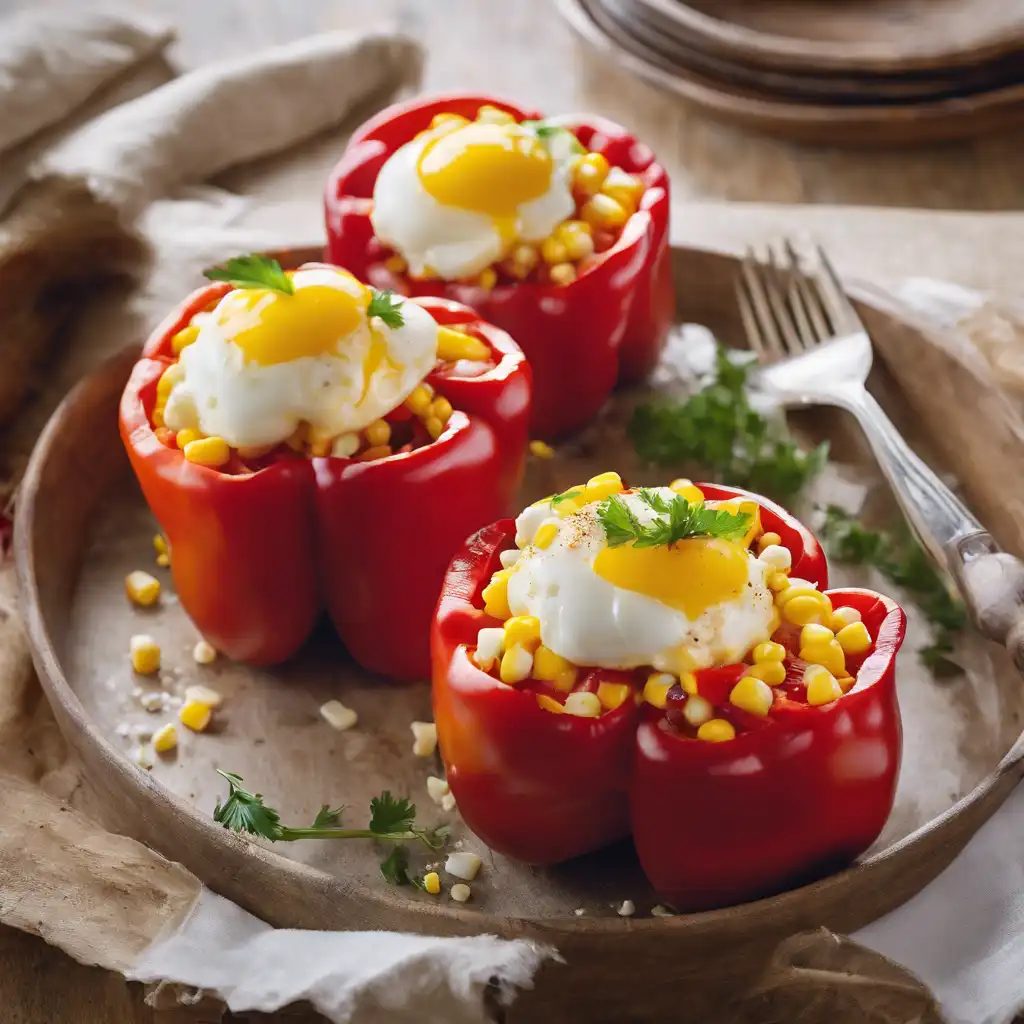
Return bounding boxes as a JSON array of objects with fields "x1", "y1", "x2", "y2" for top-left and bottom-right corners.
[
  {"x1": 431, "y1": 484, "x2": 838, "y2": 874},
  {"x1": 324, "y1": 93, "x2": 674, "y2": 439},
  {"x1": 119, "y1": 272, "x2": 531, "y2": 679}
]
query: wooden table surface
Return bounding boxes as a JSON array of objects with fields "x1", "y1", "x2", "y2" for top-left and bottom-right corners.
[{"x1": 2, "y1": 0, "x2": 1023, "y2": 1021}]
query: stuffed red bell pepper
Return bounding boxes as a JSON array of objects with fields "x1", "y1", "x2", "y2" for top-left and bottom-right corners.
[
  {"x1": 324, "y1": 94, "x2": 674, "y2": 439},
  {"x1": 432, "y1": 475, "x2": 905, "y2": 909},
  {"x1": 119, "y1": 257, "x2": 531, "y2": 679}
]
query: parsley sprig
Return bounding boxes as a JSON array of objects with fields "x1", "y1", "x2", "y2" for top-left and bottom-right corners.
[
  {"x1": 628, "y1": 347, "x2": 828, "y2": 506},
  {"x1": 597, "y1": 491, "x2": 751, "y2": 549},
  {"x1": 367, "y1": 289, "x2": 405, "y2": 329},
  {"x1": 819, "y1": 507, "x2": 966, "y2": 676},
  {"x1": 213, "y1": 772, "x2": 447, "y2": 884},
  {"x1": 205, "y1": 254, "x2": 295, "y2": 295}
]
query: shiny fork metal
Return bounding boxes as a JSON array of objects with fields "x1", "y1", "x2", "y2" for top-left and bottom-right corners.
[{"x1": 734, "y1": 243, "x2": 1024, "y2": 664}]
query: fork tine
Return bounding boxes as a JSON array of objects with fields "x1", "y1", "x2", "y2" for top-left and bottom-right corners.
[
  {"x1": 784, "y1": 239, "x2": 832, "y2": 345},
  {"x1": 738, "y1": 252, "x2": 787, "y2": 363},
  {"x1": 735, "y1": 280, "x2": 772, "y2": 364},
  {"x1": 815, "y1": 244, "x2": 863, "y2": 335},
  {"x1": 765, "y1": 243, "x2": 805, "y2": 355}
]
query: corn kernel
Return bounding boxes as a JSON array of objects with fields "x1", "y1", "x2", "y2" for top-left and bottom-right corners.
[
  {"x1": 477, "y1": 104, "x2": 514, "y2": 124},
  {"x1": 431, "y1": 112, "x2": 466, "y2": 128},
  {"x1": 600, "y1": 167, "x2": 644, "y2": 211},
  {"x1": 836, "y1": 621, "x2": 873, "y2": 656},
  {"x1": 474, "y1": 626, "x2": 505, "y2": 670},
  {"x1": 800, "y1": 638, "x2": 846, "y2": 677},
  {"x1": 364, "y1": 419, "x2": 392, "y2": 447},
  {"x1": 183, "y1": 436, "x2": 230, "y2": 468},
  {"x1": 581, "y1": 194, "x2": 628, "y2": 231},
  {"x1": 151, "y1": 404, "x2": 166, "y2": 429},
  {"x1": 130, "y1": 634, "x2": 160, "y2": 675},
  {"x1": 532, "y1": 644, "x2": 573, "y2": 683},
  {"x1": 838, "y1": 675, "x2": 856, "y2": 692},
  {"x1": 748, "y1": 660, "x2": 787, "y2": 686},
  {"x1": 504, "y1": 615, "x2": 541, "y2": 652},
  {"x1": 757, "y1": 532, "x2": 782, "y2": 552},
  {"x1": 424, "y1": 416, "x2": 445, "y2": 440},
  {"x1": 583, "y1": 471, "x2": 623, "y2": 504},
  {"x1": 437, "y1": 326, "x2": 490, "y2": 362},
  {"x1": 156, "y1": 363, "x2": 183, "y2": 402},
  {"x1": 332, "y1": 433, "x2": 360, "y2": 458},
  {"x1": 574, "y1": 152, "x2": 610, "y2": 194},
  {"x1": 441, "y1": 793, "x2": 457, "y2": 812},
  {"x1": 805, "y1": 665, "x2": 842, "y2": 706},
  {"x1": 424, "y1": 871, "x2": 441, "y2": 895},
  {"x1": 357, "y1": 445, "x2": 392, "y2": 462},
  {"x1": 450, "y1": 883, "x2": 471, "y2": 903},
  {"x1": 430, "y1": 397, "x2": 453, "y2": 424},
  {"x1": 427, "y1": 776, "x2": 450, "y2": 804},
  {"x1": 184, "y1": 683, "x2": 222, "y2": 707},
  {"x1": 682, "y1": 694, "x2": 714, "y2": 728},
  {"x1": 529, "y1": 440, "x2": 556, "y2": 459},
  {"x1": 383, "y1": 254, "x2": 407, "y2": 274},
  {"x1": 698, "y1": 719, "x2": 736, "y2": 743},
  {"x1": 532, "y1": 522, "x2": 560, "y2": 550},
  {"x1": 759, "y1": 544, "x2": 792, "y2": 572},
  {"x1": 411, "y1": 721, "x2": 438, "y2": 758},
  {"x1": 320, "y1": 700, "x2": 358, "y2": 731},
  {"x1": 478, "y1": 267, "x2": 498, "y2": 290},
  {"x1": 729, "y1": 676, "x2": 774, "y2": 717},
  {"x1": 152, "y1": 723, "x2": 177, "y2": 753},
  {"x1": 556, "y1": 220, "x2": 595, "y2": 261},
  {"x1": 768, "y1": 573, "x2": 791, "y2": 592},
  {"x1": 499, "y1": 644, "x2": 533, "y2": 684},
  {"x1": 554, "y1": 669, "x2": 578, "y2": 692},
  {"x1": 669, "y1": 479, "x2": 704, "y2": 504},
  {"x1": 548, "y1": 263, "x2": 577, "y2": 286},
  {"x1": 536, "y1": 694, "x2": 565, "y2": 714},
  {"x1": 156, "y1": 553, "x2": 170, "y2": 568},
  {"x1": 125, "y1": 570, "x2": 160, "y2": 607},
  {"x1": 405, "y1": 384, "x2": 433, "y2": 415},
  {"x1": 783, "y1": 595, "x2": 829, "y2": 627},
  {"x1": 175, "y1": 428, "x2": 203, "y2": 450},
  {"x1": 153, "y1": 534, "x2": 168, "y2": 555},
  {"x1": 753, "y1": 641, "x2": 785, "y2": 663},
  {"x1": 508, "y1": 244, "x2": 539, "y2": 279},
  {"x1": 179, "y1": 700, "x2": 212, "y2": 733},
  {"x1": 597, "y1": 681, "x2": 631, "y2": 710},
  {"x1": 777, "y1": 581, "x2": 826, "y2": 605},
  {"x1": 482, "y1": 571, "x2": 512, "y2": 620},
  {"x1": 564, "y1": 691, "x2": 602, "y2": 717},
  {"x1": 830, "y1": 606, "x2": 863, "y2": 631},
  {"x1": 446, "y1": 851, "x2": 482, "y2": 880},
  {"x1": 643, "y1": 673, "x2": 675, "y2": 709},
  {"x1": 171, "y1": 324, "x2": 200, "y2": 354},
  {"x1": 680, "y1": 671, "x2": 698, "y2": 695},
  {"x1": 540, "y1": 236, "x2": 569, "y2": 265},
  {"x1": 801, "y1": 624, "x2": 835, "y2": 647}
]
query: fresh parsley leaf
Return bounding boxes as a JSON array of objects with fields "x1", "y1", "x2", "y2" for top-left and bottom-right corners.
[
  {"x1": 636, "y1": 488, "x2": 672, "y2": 514},
  {"x1": 597, "y1": 495, "x2": 645, "y2": 547},
  {"x1": 597, "y1": 494, "x2": 751, "y2": 550},
  {"x1": 213, "y1": 771, "x2": 284, "y2": 840},
  {"x1": 380, "y1": 846, "x2": 411, "y2": 886},
  {"x1": 550, "y1": 488, "x2": 583, "y2": 507},
  {"x1": 369, "y1": 791, "x2": 416, "y2": 835},
  {"x1": 204, "y1": 254, "x2": 294, "y2": 295},
  {"x1": 311, "y1": 804, "x2": 345, "y2": 829},
  {"x1": 367, "y1": 289, "x2": 405, "y2": 329}
]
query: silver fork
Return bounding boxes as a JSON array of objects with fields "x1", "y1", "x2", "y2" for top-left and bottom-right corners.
[{"x1": 737, "y1": 241, "x2": 1024, "y2": 670}]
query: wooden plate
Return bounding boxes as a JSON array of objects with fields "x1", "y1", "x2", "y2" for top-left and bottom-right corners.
[
  {"x1": 560, "y1": 0, "x2": 1024, "y2": 147},
  {"x1": 633, "y1": 0, "x2": 1024, "y2": 76},
  {"x1": 16, "y1": 244, "x2": 1024, "y2": 1023}
]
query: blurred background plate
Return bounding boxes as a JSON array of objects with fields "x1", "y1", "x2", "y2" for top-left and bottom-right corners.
[{"x1": 560, "y1": 0, "x2": 1024, "y2": 146}]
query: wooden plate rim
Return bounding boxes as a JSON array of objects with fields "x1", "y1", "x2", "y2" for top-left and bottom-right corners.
[{"x1": 14, "y1": 242, "x2": 1024, "y2": 940}]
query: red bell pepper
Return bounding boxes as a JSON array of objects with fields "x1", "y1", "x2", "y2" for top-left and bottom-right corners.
[
  {"x1": 324, "y1": 93, "x2": 674, "y2": 439},
  {"x1": 432, "y1": 485, "x2": 905, "y2": 909},
  {"x1": 119, "y1": 272, "x2": 531, "y2": 680}
]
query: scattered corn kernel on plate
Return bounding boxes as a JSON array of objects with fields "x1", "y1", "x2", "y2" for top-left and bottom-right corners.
[{"x1": 16, "y1": 243, "x2": 1024, "y2": 1023}]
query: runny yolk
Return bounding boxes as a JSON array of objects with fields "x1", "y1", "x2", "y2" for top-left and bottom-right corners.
[
  {"x1": 214, "y1": 275, "x2": 370, "y2": 366},
  {"x1": 593, "y1": 538, "x2": 752, "y2": 620},
  {"x1": 416, "y1": 121, "x2": 553, "y2": 237}
]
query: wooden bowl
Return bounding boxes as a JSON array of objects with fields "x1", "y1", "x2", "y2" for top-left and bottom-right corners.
[
  {"x1": 16, "y1": 244, "x2": 1024, "y2": 1023},
  {"x1": 560, "y1": 0, "x2": 1024, "y2": 147}
]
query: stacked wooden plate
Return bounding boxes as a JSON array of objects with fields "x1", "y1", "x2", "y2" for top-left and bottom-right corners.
[{"x1": 558, "y1": 0, "x2": 1024, "y2": 146}]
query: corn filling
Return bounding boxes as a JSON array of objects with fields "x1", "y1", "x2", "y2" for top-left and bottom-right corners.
[{"x1": 467, "y1": 476, "x2": 875, "y2": 740}]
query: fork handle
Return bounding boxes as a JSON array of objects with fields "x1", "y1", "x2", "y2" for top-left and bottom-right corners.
[{"x1": 830, "y1": 384, "x2": 1024, "y2": 670}]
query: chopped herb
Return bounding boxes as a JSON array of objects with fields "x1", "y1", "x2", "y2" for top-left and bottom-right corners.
[
  {"x1": 311, "y1": 804, "x2": 345, "y2": 829},
  {"x1": 597, "y1": 494, "x2": 751, "y2": 550},
  {"x1": 204, "y1": 254, "x2": 295, "y2": 295},
  {"x1": 367, "y1": 289, "x2": 405, "y2": 329},
  {"x1": 550, "y1": 488, "x2": 583, "y2": 507},
  {"x1": 523, "y1": 119, "x2": 585, "y2": 155},
  {"x1": 368, "y1": 791, "x2": 417, "y2": 836},
  {"x1": 380, "y1": 846, "x2": 411, "y2": 886},
  {"x1": 628, "y1": 347, "x2": 828, "y2": 506}
]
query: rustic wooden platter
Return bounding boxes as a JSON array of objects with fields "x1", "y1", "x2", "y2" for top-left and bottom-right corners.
[
  {"x1": 561, "y1": 0, "x2": 1024, "y2": 146},
  {"x1": 634, "y1": 0, "x2": 1024, "y2": 76},
  {"x1": 16, "y1": 243, "x2": 1024, "y2": 1023}
]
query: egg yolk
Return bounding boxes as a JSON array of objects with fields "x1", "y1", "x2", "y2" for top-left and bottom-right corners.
[
  {"x1": 214, "y1": 275, "x2": 370, "y2": 366},
  {"x1": 417, "y1": 120, "x2": 553, "y2": 239},
  {"x1": 593, "y1": 538, "x2": 752, "y2": 620}
]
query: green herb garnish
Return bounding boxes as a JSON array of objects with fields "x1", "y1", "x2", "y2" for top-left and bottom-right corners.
[
  {"x1": 628, "y1": 347, "x2": 828, "y2": 506},
  {"x1": 597, "y1": 493, "x2": 751, "y2": 550},
  {"x1": 367, "y1": 289, "x2": 405, "y2": 329},
  {"x1": 213, "y1": 772, "x2": 448, "y2": 884},
  {"x1": 820, "y1": 507, "x2": 966, "y2": 675},
  {"x1": 523, "y1": 119, "x2": 585, "y2": 155},
  {"x1": 550, "y1": 488, "x2": 583, "y2": 507},
  {"x1": 204, "y1": 254, "x2": 295, "y2": 295}
]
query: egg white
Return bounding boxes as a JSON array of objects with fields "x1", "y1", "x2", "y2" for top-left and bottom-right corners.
[
  {"x1": 507, "y1": 490, "x2": 776, "y2": 672},
  {"x1": 371, "y1": 128, "x2": 576, "y2": 280},
  {"x1": 163, "y1": 268, "x2": 438, "y2": 449}
]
